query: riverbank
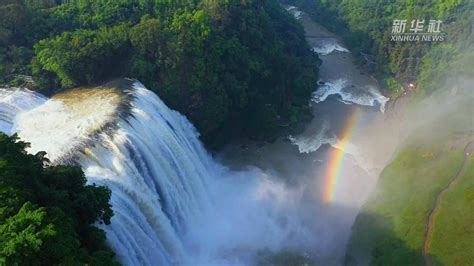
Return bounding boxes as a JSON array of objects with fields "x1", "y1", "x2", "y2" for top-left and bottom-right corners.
[
  {"x1": 345, "y1": 78, "x2": 474, "y2": 265},
  {"x1": 346, "y1": 140, "x2": 474, "y2": 266}
]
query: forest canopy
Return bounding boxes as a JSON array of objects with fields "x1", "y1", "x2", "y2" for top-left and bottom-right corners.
[
  {"x1": 0, "y1": 133, "x2": 116, "y2": 265},
  {"x1": 0, "y1": 0, "x2": 320, "y2": 146},
  {"x1": 286, "y1": 0, "x2": 473, "y2": 95}
]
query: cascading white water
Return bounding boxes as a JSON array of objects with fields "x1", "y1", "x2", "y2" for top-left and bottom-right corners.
[
  {"x1": 288, "y1": 121, "x2": 337, "y2": 154},
  {"x1": 1, "y1": 80, "x2": 314, "y2": 265},
  {"x1": 0, "y1": 88, "x2": 46, "y2": 134},
  {"x1": 311, "y1": 40, "x2": 350, "y2": 56},
  {"x1": 285, "y1": 6, "x2": 302, "y2": 19},
  {"x1": 3, "y1": 83, "x2": 209, "y2": 264},
  {"x1": 77, "y1": 84, "x2": 220, "y2": 265},
  {"x1": 312, "y1": 79, "x2": 389, "y2": 112}
]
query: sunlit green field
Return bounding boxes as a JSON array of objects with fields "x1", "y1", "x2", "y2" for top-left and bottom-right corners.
[
  {"x1": 430, "y1": 156, "x2": 473, "y2": 265},
  {"x1": 346, "y1": 143, "x2": 472, "y2": 266}
]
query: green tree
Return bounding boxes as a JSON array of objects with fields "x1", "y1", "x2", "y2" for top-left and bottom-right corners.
[
  {"x1": 34, "y1": 24, "x2": 130, "y2": 87},
  {"x1": 3, "y1": 0, "x2": 320, "y2": 147},
  {"x1": 0, "y1": 133, "x2": 117, "y2": 265}
]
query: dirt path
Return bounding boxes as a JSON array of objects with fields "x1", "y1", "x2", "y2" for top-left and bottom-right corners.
[{"x1": 422, "y1": 141, "x2": 473, "y2": 266}]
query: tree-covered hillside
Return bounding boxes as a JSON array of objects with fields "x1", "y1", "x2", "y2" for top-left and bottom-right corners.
[
  {"x1": 0, "y1": 0, "x2": 320, "y2": 146},
  {"x1": 284, "y1": 0, "x2": 473, "y2": 95},
  {"x1": 0, "y1": 133, "x2": 116, "y2": 265}
]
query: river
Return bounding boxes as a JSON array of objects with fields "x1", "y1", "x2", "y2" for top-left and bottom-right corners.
[
  {"x1": 0, "y1": 5, "x2": 410, "y2": 266},
  {"x1": 217, "y1": 6, "x2": 407, "y2": 264}
]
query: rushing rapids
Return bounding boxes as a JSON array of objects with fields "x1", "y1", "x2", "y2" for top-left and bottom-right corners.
[
  {"x1": 0, "y1": 79, "x2": 314, "y2": 265},
  {"x1": 0, "y1": 88, "x2": 46, "y2": 134}
]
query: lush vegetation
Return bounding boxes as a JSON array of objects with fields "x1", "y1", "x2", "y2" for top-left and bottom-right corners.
[
  {"x1": 430, "y1": 155, "x2": 473, "y2": 265},
  {"x1": 0, "y1": 0, "x2": 320, "y2": 146},
  {"x1": 0, "y1": 133, "x2": 117, "y2": 265},
  {"x1": 344, "y1": 79, "x2": 473, "y2": 265},
  {"x1": 346, "y1": 144, "x2": 472, "y2": 265},
  {"x1": 314, "y1": 2, "x2": 474, "y2": 259},
  {"x1": 284, "y1": 0, "x2": 473, "y2": 95}
]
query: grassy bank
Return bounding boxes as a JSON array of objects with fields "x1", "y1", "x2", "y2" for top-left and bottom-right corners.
[
  {"x1": 429, "y1": 154, "x2": 473, "y2": 265},
  {"x1": 345, "y1": 143, "x2": 473, "y2": 265}
]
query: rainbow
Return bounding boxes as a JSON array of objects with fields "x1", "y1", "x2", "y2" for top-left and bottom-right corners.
[{"x1": 322, "y1": 107, "x2": 362, "y2": 204}]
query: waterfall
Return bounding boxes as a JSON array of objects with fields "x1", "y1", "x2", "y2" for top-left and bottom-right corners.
[
  {"x1": 0, "y1": 88, "x2": 46, "y2": 134},
  {"x1": 0, "y1": 80, "x2": 312, "y2": 265},
  {"x1": 76, "y1": 84, "x2": 218, "y2": 265}
]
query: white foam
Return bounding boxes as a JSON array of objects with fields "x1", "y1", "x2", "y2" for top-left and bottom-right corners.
[
  {"x1": 312, "y1": 79, "x2": 389, "y2": 112},
  {"x1": 285, "y1": 5, "x2": 302, "y2": 19},
  {"x1": 14, "y1": 89, "x2": 121, "y2": 161},
  {"x1": 288, "y1": 122, "x2": 337, "y2": 154},
  {"x1": 0, "y1": 88, "x2": 46, "y2": 135},
  {"x1": 311, "y1": 40, "x2": 350, "y2": 56},
  {"x1": 293, "y1": 10, "x2": 302, "y2": 19}
]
